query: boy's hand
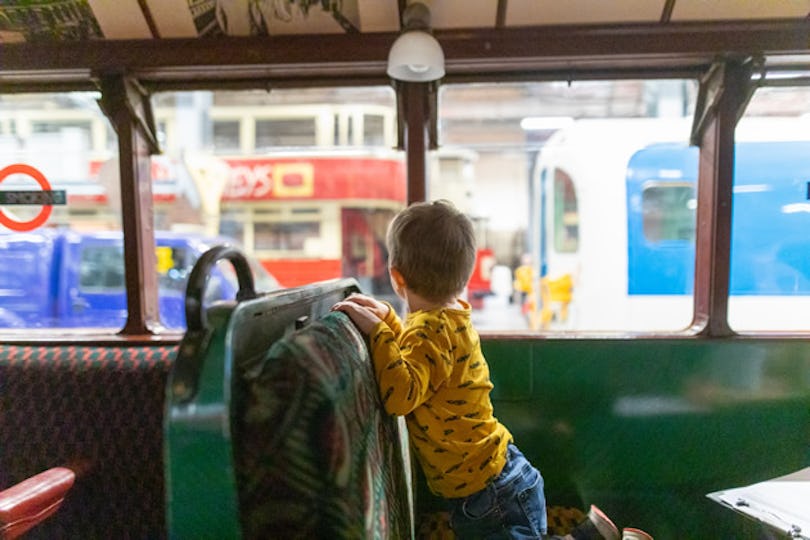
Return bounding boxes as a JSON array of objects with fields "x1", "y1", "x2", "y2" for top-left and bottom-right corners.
[
  {"x1": 331, "y1": 299, "x2": 383, "y2": 335},
  {"x1": 340, "y1": 293, "x2": 391, "y2": 320}
]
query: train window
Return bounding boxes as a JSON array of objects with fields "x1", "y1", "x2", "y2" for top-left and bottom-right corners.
[
  {"x1": 728, "y1": 83, "x2": 810, "y2": 332},
  {"x1": 641, "y1": 183, "x2": 696, "y2": 242},
  {"x1": 553, "y1": 170, "x2": 579, "y2": 252},
  {"x1": 439, "y1": 80, "x2": 698, "y2": 332}
]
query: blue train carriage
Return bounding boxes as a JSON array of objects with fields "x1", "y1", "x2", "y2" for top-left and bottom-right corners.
[
  {"x1": 532, "y1": 117, "x2": 810, "y2": 332},
  {"x1": 628, "y1": 120, "x2": 810, "y2": 332}
]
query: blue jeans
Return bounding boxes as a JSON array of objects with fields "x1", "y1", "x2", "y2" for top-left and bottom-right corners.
[{"x1": 448, "y1": 444, "x2": 547, "y2": 539}]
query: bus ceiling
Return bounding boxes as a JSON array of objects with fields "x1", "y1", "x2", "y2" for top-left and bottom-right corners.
[{"x1": 0, "y1": 20, "x2": 809, "y2": 89}]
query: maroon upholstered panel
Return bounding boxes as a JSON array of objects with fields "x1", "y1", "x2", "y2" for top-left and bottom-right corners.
[{"x1": 0, "y1": 345, "x2": 175, "y2": 538}]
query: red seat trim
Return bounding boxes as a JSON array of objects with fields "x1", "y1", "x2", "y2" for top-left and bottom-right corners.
[{"x1": 0, "y1": 467, "x2": 76, "y2": 540}]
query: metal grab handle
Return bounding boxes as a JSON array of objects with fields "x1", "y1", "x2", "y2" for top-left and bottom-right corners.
[
  {"x1": 184, "y1": 244, "x2": 257, "y2": 333},
  {"x1": 171, "y1": 245, "x2": 257, "y2": 403}
]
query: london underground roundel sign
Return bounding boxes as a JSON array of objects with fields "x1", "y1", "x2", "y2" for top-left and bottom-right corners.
[{"x1": 0, "y1": 163, "x2": 66, "y2": 232}]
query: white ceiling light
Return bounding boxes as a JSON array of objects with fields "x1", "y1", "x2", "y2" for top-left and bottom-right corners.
[{"x1": 387, "y1": 2, "x2": 445, "y2": 82}]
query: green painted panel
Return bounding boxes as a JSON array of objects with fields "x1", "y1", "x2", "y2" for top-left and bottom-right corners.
[
  {"x1": 165, "y1": 305, "x2": 242, "y2": 539},
  {"x1": 485, "y1": 340, "x2": 533, "y2": 400},
  {"x1": 476, "y1": 338, "x2": 810, "y2": 539}
]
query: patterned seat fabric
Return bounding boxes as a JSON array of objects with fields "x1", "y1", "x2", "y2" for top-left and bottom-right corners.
[
  {"x1": 0, "y1": 345, "x2": 175, "y2": 539},
  {"x1": 234, "y1": 311, "x2": 413, "y2": 539}
]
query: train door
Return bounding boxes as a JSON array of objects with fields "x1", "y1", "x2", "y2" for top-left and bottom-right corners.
[{"x1": 534, "y1": 167, "x2": 579, "y2": 329}]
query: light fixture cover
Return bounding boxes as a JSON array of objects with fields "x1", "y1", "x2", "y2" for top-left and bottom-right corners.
[{"x1": 387, "y1": 30, "x2": 445, "y2": 82}]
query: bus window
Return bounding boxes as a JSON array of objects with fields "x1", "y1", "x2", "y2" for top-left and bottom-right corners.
[
  {"x1": 439, "y1": 80, "x2": 698, "y2": 331},
  {"x1": 255, "y1": 118, "x2": 317, "y2": 149},
  {"x1": 0, "y1": 92, "x2": 123, "y2": 330},
  {"x1": 254, "y1": 221, "x2": 320, "y2": 251},
  {"x1": 151, "y1": 86, "x2": 403, "y2": 298},
  {"x1": 363, "y1": 114, "x2": 386, "y2": 146},
  {"x1": 213, "y1": 120, "x2": 240, "y2": 153},
  {"x1": 729, "y1": 83, "x2": 810, "y2": 332}
]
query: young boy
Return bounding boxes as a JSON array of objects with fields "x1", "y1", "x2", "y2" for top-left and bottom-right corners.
[{"x1": 332, "y1": 200, "x2": 627, "y2": 539}]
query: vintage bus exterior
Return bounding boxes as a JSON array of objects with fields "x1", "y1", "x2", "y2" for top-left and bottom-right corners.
[{"x1": 216, "y1": 152, "x2": 406, "y2": 291}]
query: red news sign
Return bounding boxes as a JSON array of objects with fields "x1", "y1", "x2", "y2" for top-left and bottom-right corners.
[{"x1": 220, "y1": 156, "x2": 406, "y2": 202}]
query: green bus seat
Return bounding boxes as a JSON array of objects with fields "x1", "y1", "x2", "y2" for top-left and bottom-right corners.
[{"x1": 164, "y1": 245, "x2": 413, "y2": 539}]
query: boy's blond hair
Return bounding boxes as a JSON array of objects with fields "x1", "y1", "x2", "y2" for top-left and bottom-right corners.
[{"x1": 386, "y1": 199, "x2": 476, "y2": 303}]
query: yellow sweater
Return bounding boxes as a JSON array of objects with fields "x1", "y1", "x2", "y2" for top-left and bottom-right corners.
[{"x1": 369, "y1": 300, "x2": 512, "y2": 498}]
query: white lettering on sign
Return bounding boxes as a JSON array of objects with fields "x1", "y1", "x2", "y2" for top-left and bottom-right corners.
[
  {"x1": 223, "y1": 162, "x2": 314, "y2": 199},
  {"x1": 224, "y1": 164, "x2": 273, "y2": 199},
  {"x1": 2, "y1": 191, "x2": 66, "y2": 205}
]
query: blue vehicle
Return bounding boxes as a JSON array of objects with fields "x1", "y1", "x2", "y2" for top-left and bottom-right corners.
[{"x1": 0, "y1": 229, "x2": 279, "y2": 330}]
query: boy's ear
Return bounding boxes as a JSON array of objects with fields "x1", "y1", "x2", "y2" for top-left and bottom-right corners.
[{"x1": 389, "y1": 267, "x2": 407, "y2": 288}]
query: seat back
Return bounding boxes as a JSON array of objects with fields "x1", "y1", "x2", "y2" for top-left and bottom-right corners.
[
  {"x1": 236, "y1": 310, "x2": 413, "y2": 538},
  {"x1": 164, "y1": 246, "x2": 413, "y2": 539}
]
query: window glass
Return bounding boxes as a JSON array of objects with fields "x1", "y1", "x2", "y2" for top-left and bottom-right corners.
[
  {"x1": 255, "y1": 118, "x2": 317, "y2": 149},
  {"x1": 156, "y1": 245, "x2": 193, "y2": 294},
  {"x1": 363, "y1": 114, "x2": 386, "y2": 146},
  {"x1": 0, "y1": 92, "x2": 121, "y2": 330},
  {"x1": 219, "y1": 209, "x2": 246, "y2": 241},
  {"x1": 31, "y1": 121, "x2": 92, "y2": 140},
  {"x1": 152, "y1": 86, "x2": 402, "y2": 310},
  {"x1": 553, "y1": 170, "x2": 579, "y2": 252},
  {"x1": 729, "y1": 83, "x2": 810, "y2": 332},
  {"x1": 641, "y1": 184, "x2": 696, "y2": 242},
  {"x1": 438, "y1": 80, "x2": 698, "y2": 332},
  {"x1": 255, "y1": 221, "x2": 320, "y2": 251},
  {"x1": 213, "y1": 120, "x2": 240, "y2": 152},
  {"x1": 80, "y1": 245, "x2": 125, "y2": 290}
]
